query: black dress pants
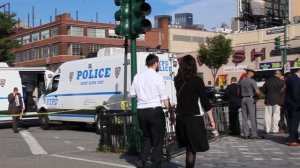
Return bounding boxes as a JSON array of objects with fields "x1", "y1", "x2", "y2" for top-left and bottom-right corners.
[
  {"x1": 137, "y1": 107, "x2": 165, "y2": 168},
  {"x1": 229, "y1": 103, "x2": 241, "y2": 135},
  {"x1": 289, "y1": 110, "x2": 300, "y2": 143}
]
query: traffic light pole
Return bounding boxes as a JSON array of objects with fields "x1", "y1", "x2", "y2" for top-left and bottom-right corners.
[
  {"x1": 130, "y1": 36, "x2": 140, "y2": 152},
  {"x1": 131, "y1": 37, "x2": 137, "y2": 114}
]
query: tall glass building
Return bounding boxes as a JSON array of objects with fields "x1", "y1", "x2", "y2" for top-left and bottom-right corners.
[{"x1": 175, "y1": 13, "x2": 193, "y2": 28}]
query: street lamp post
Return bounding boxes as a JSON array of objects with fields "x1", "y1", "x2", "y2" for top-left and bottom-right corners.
[{"x1": 282, "y1": 0, "x2": 289, "y2": 73}]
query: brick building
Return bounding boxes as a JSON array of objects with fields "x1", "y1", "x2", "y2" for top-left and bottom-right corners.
[{"x1": 8, "y1": 13, "x2": 168, "y2": 71}]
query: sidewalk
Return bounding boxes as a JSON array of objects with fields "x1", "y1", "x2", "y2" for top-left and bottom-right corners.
[{"x1": 92, "y1": 100, "x2": 300, "y2": 168}]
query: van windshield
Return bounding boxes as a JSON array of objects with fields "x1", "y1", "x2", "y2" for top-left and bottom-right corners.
[{"x1": 46, "y1": 75, "x2": 60, "y2": 94}]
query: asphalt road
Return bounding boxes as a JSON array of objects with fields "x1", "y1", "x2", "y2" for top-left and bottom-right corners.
[{"x1": 0, "y1": 100, "x2": 299, "y2": 168}]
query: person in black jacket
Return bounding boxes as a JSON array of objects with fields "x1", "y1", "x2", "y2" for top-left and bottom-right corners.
[
  {"x1": 174, "y1": 55, "x2": 216, "y2": 168},
  {"x1": 285, "y1": 68, "x2": 300, "y2": 146},
  {"x1": 225, "y1": 77, "x2": 242, "y2": 136},
  {"x1": 262, "y1": 70, "x2": 285, "y2": 134},
  {"x1": 8, "y1": 87, "x2": 24, "y2": 133}
]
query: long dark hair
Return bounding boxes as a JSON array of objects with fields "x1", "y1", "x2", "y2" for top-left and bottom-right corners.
[{"x1": 177, "y1": 55, "x2": 197, "y2": 81}]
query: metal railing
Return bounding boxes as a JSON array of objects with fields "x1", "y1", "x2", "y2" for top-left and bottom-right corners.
[{"x1": 98, "y1": 102, "x2": 229, "y2": 156}]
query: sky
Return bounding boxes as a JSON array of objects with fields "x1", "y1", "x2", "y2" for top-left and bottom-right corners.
[{"x1": 0, "y1": 0, "x2": 237, "y2": 30}]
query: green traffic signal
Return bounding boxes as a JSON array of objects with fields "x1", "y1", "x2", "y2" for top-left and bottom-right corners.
[
  {"x1": 131, "y1": 0, "x2": 152, "y2": 35},
  {"x1": 114, "y1": 0, "x2": 131, "y2": 36},
  {"x1": 274, "y1": 37, "x2": 281, "y2": 50}
]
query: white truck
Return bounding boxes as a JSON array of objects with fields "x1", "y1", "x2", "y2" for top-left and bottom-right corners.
[
  {"x1": 37, "y1": 48, "x2": 178, "y2": 132},
  {"x1": 0, "y1": 63, "x2": 54, "y2": 122}
]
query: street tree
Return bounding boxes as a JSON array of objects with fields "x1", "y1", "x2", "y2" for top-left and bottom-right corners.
[
  {"x1": 0, "y1": 12, "x2": 19, "y2": 62},
  {"x1": 198, "y1": 35, "x2": 233, "y2": 86}
]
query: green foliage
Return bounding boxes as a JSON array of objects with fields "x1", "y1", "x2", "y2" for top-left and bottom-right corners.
[
  {"x1": 198, "y1": 35, "x2": 233, "y2": 86},
  {"x1": 0, "y1": 12, "x2": 20, "y2": 62}
]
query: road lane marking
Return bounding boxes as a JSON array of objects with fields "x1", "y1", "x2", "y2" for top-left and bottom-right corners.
[
  {"x1": 271, "y1": 158, "x2": 283, "y2": 160},
  {"x1": 64, "y1": 141, "x2": 71, "y2": 144},
  {"x1": 291, "y1": 153, "x2": 300, "y2": 155},
  {"x1": 241, "y1": 152, "x2": 260, "y2": 155},
  {"x1": 52, "y1": 154, "x2": 135, "y2": 168},
  {"x1": 76, "y1": 146, "x2": 85, "y2": 150},
  {"x1": 20, "y1": 130, "x2": 47, "y2": 155}
]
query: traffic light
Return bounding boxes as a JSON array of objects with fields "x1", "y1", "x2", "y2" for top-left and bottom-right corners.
[
  {"x1": 274, "y1": 36, "x2": 281, "y2": 50},
  {"x1": 114, "y1": 0, "x2": 131, "y2": 36},
  {"x1": 131, "y1": 0, "x2": 152, "y2": 35}
]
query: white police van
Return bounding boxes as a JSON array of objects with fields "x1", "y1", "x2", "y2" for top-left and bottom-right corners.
[
  {"x1": 0, "y1": 63, "x2": 54, "y2": 122},
  {"x1": 37, "y1": 48, "x2": 178, "y2": 132}
]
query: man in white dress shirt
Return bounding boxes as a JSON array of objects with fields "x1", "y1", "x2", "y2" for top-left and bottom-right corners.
[{"x1": 130, "y1": 54, "x2": 175, "y2": 168}]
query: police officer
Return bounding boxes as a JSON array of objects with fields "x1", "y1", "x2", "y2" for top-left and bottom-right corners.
[{"x1": 239, "y1": 67, "x2": 261, "y2": 139}]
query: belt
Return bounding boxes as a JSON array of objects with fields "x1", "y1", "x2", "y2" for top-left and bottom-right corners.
[
  {"x1": 243, "y1": 96, "x2": 253, "y2": 98},
  {"x1": 138, "y1": 106, "x2": 162, "y2": 110}
]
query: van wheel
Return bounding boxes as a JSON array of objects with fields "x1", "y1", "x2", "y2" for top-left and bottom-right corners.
[
  {"x1": 39, "y1": 112, "x2": 50, "y2": 130},
  {"x1": 77, "y1": 122, "x2": 87, "y2": 129},
  {"x1": 95, "y1": 113, "x2": 101, "y2": 134}
]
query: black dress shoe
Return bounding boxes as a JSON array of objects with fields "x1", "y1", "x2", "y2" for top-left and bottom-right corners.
[
  {"x1": 287, "y1": 142, "x2": 300, "y2": 147},
  {"x1": 250, "y1": 136, "x2": 264, "y2": 139},
  {"x1": 241, "y1": 136, "x2": 250, "y2": 139}
]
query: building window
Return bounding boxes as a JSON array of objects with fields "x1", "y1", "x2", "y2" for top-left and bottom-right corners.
[
  {"x1": 23, "y1": 35, "x2": 30, "y2": 44},
  {"x1": 32, "y1": 32, "x2": 40, "y2": 42},
  {"x1": 14, "y1": 52, "x2": 22, "y2": 62},
  {"x1": 137, "y1": 34, "x2": 145, "y2": 41},
  {"x1": 51, "y1": 43, "x2": 59, "y2": 56},
  {"x1": 16, "y1": 37, "x2": 22, "y2": 45},
  {"x1": 68, "y1": 26, "x2": 84, "y2": 36},
  {"x1": 41, "y1": 46, "x2": 50, "y2": 58},
  {"x1": 41, "y1": 30, "x2": 50, "y2": 40},
  {"x1": 51, "y1": 27, "x2": 59, "y2": 37},
  {"x1": 22, "y1": 50, "x2": 30, "y2": 61},
  {"x1": 68, "y1": 43, "x2": 83, "y2": 55},
  {"x1": 31, "y1": 48, "x2": 39, "y2": 60},
  {"x1": 88, "y1": 44, "x2": 101, "y2": 53},
  {"x1": 87, "y1": 28, "x2": 105, "y2": 38},
  {"x1": 108, "y1": 29, "x2": 124, "y2": 39}
]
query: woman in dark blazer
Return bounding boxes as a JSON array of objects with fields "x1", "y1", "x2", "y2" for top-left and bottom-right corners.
[{"x1": 174, "y1": 55, "x2": 216, "y2": 168}]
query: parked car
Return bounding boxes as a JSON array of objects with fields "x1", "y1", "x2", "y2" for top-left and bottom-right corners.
[{"x1": 205, "y1": 86, "x2": 226, "y2": 103}]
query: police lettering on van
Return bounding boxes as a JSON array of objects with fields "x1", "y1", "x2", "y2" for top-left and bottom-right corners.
[
  {"x1": 75, "y1": 67, "x2": 111, "y2": 86},
  {"x1": 76, "y1": 67, "x2": 111, "y2": 80}
]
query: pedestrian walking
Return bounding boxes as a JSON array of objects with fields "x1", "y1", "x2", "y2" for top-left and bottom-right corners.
[
  {"x1": 285, "y1": 68, "x2": 300, "y2": 146},
  {"x1": 262, "y1": 70, "x2": 285, "y2": 134},
  {"x1": 8, "y1": 87, "x2": 24, "y2": 133},
  {"x1": 174, "y1": 55, "x2": 216, "y2": 168},
  {"x1": 225, "y1": 77, "x2": 242, "y2": 136},
  {"x1": 130, "y1": 54, "x2": 175, "y2": 168},
  {"x1": 281, "y1": 72, "x2": 292, "y2": 133},
  {"x1": 239, "y1": 67, "x2": 262, "y2": 139}
]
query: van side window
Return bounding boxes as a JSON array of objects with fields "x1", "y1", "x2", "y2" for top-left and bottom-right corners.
[{"x1": 47, "y1": 75, "x2": 60, "y2": 93}]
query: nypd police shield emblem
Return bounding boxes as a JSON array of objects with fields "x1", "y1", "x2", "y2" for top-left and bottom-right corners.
[
  {"x1": 0, "y1": 79, "x2": 6, "y2": 87},
  {"x1": 115, "y1": 67, "x2": 121, "y2": 78},
  {"x1": 69, "y1": 72, "x2": 74, "y2": 82}
]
